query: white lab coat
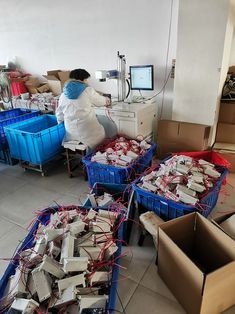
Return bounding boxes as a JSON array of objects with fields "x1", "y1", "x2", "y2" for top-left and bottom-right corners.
[{"x1": 56, "y1": 87, "x2": 106, "y2": 149}]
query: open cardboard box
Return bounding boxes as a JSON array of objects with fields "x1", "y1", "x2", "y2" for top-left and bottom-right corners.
[
  {"x1": 43, "y1": 70, "x2": 70, "y2": 96},
  {"x1": 158, "y1": 212, "x2": 235, "y2": 314}
]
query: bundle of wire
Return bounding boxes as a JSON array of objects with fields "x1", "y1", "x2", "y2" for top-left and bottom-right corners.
[{"x1": 1, "y1": 205, "x2": 127, "y2": 313}]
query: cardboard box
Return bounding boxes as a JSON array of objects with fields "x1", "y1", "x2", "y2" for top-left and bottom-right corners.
[
  {"x1": 229, "y1": 66, "x2": 235, "y2": 73},
  {"x1": 158, "y1": 212, "x2": 235, "y2": 314},
  {"x1": 157, "y1": 120, "x2": 210, "y2": 159},
  {"x1": 219, "y1": 102, "x2": 235, "y2": 124},
  {"x1": 215, "y1": 123, "x2": 235, "y2": 144},
  {"x1": 213, "y1": 142, "x2": 235, "y2": 172},
  {"x1": 157, "y1": 142, "x2": 186, "y2": 159},
  {"x1": 43, "y1": 70, "x2": 70, "y2": 96},
  {"x1": 211, "y1": 211, "x2": 235, "y2": 239}
]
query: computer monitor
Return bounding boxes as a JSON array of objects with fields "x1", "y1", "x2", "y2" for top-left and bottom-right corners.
[{"x1": 130, "y1": 65, "x2": 154, "y2": 90}]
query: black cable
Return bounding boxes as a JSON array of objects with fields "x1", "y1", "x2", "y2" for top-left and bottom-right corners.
[
  {"x1": 135, "y1": 70, "x2": 171, "y2": 103},
  {"x1": 135, "y1": 0, "x2": 174, "y2": 108},
  {"x1": 125, "y1": 79, "x2": 130, "y2": 99},
  {"x1": 159, "y1": 0, "x2": 174, "y2": 119}
]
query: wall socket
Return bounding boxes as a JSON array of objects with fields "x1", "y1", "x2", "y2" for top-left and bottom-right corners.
[{"x1": 171, "y1": 59, "x2": 176, "y2": 79}]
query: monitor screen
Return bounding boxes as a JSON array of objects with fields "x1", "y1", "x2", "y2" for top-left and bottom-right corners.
[{"x1": 130, "y1": 65, "x2": 154, "y2": 90}]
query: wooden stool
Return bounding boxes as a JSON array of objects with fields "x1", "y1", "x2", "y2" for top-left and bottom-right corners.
[{"x1": 63, "y1": 142, "x2": 88, "y2": 179}]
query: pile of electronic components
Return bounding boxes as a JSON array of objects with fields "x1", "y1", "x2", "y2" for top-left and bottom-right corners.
[
  {"x1": 91, "y1": 136, "x2": 151, "y2": 167},
  {"x1": 138, "y1": 155, "x2": 221, "y2": 205},
  {"x1": 4, "y1": 207, "x2": 121, "y2": 314}
]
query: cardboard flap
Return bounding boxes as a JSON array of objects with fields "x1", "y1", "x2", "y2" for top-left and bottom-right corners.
[
  {"x1": 160, "y1": 213, "x2": 196, "y2": 254},
  {"x1": 211, "y1": 211, "x2": 235, "y2": 239},
  {"x1": 196, "y1": 214, "x2": 235, "y2": 260},
  {"x1": 43, "y1": 75, "x2": 59, "y2": 82},
  {"x1": 201, "y1": 262, "x2": 235, "y2": 314},
  {"x1": 158, "y1": 214, "x2": 204, "y2": 314},
  {"x1": 47, "y1": 70, "x2": 61, "y2": 79},
  {"x1": 213, "y1": 142, "x2": 235, "y2": 152},
  {"x1": 212, "y1": 212, "x2": 235, "y2": 224},
  {"x1": 58, "y1": 71, "x2": 70, "y2": 83}
]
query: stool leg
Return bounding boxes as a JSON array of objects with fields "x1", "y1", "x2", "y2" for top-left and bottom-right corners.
[
  {"x1": 66, "y1": 148, "x2": 72, "y2": 177},
  {"x1": 81, "y1": 150, "x2": 88, "y2": 180}
]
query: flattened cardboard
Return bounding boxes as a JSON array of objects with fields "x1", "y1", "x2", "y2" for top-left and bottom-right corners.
[
  {"x1": 219, "y1": 102, "x2": 235, "y2": 124},
  {"x1": 216, "y1": 123, "x2": 235, "y2": 144},
  {"x1": 158, "y1": 213, "x2": 235, "y2": 314}
]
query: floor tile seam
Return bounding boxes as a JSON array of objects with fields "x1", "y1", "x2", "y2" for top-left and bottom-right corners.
[
  {"x1": 53, "y1": 190, "x2": 81, "y2": 200},
  {"x1": 138, "y1": 283, "x2": 179, "y2": 305},
  {"x1": 0, "y1": 216, "x2": 28, "y2": 231},
  {"x1": 123, "y1": 256, "x2": 154, "y2": 310},
  {"x1": 0, "y1": 170, "x2": 30, "y2": 180},
  {"x1": 0, "y1": 179, "x2": 28, "y2": 200},
  {"x1": 121, "y1": 280, "x2": 139, "y2": 313},
  {"x1": 31, "y1": 182, "x2": 86, "y2": 199}
]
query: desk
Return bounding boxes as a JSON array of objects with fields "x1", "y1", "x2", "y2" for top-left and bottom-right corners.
[{"x1": 95, "y1": 101, "x2": 157, "y2": 141}]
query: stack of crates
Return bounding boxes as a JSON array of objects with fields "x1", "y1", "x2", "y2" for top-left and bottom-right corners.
[{"x1": 0, "y1": 108, "x2": 40, "y2": 164}]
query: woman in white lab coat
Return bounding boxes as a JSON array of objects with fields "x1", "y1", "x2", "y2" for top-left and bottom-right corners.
[{"x1": 56, "y1": 69, "x2": 110, "y2": 150}]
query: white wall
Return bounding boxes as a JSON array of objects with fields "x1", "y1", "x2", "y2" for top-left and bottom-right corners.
[
  {"x1": 172, "y1": 0, "x2": 231, "y2": 126},
  {"x1": 0, "y1": 0, "x2": 179, "y2": 118}
]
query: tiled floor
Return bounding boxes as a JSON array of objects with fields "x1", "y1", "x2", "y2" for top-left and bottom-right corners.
[{"x1": 0, "y1": 161, "x2": 235, "y2": 313}]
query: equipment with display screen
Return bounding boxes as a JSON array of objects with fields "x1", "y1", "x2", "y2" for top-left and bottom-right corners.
[{"x1": 130, "y1": 65, "x2": 154, "y2": 90}]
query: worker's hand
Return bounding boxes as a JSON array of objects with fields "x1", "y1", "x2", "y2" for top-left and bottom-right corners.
[{"x1": 105, "y1": 97, "x2": 111, "y2": 107}]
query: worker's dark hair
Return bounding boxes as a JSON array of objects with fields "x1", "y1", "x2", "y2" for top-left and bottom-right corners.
[{"x1": 69, "y1": 69, "x2": 90, "y2": 81}]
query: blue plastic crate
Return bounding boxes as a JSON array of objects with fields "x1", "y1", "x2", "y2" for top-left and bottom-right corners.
[
  {"x1": 83, "y1": 182, "x2": 135, "y2": 243},
  {"x1": 82, "y1": 143, "x2": 157, "y2": 186},
  {"x1": 4, "y1": 115, "x2": 65, "y2": 165},
  {"x1": 0, "y1": 108, "x2": 40, "y2": 150},
  {"x1": 132, "y1": 163, "x2": 228, "y2": 220},
  {"x1": 0, "y1": 206, "x2": 123, "y2": 313}
]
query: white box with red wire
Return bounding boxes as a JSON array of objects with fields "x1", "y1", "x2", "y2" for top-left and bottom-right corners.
[{"x1": 82, "y1": 136, "x2": 157, "y2": 186}]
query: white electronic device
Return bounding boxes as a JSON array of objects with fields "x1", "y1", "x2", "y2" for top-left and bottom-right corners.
[{"x1": 95, "y1": 101, "x2": 157, "y2": 141}]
